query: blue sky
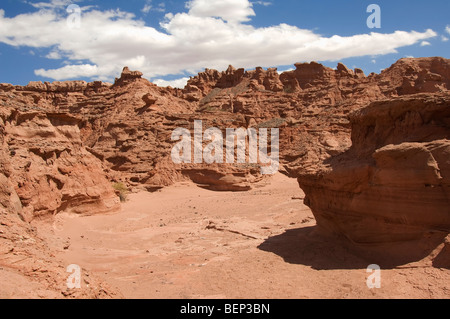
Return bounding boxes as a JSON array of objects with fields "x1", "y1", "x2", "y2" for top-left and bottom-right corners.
[{"x1": 0, "y1": 0, "x2": 448, "y2": 87}]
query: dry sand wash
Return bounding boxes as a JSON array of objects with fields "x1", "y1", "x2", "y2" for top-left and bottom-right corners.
[{"x1": 32, "y1": 174, "x2": 449, "y2": 299}]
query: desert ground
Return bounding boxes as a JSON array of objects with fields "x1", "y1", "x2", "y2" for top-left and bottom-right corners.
[{"x1": 29, "y1": 173, "x2": 448, "y2": 299}]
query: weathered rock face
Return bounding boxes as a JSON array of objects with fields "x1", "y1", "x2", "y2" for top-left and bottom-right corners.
[
  {"x1": 22, "y1": 80, "x2": 89, "y2": 93},
  {"x1": 1, "y1": 57, "x2": 449, "y2": 217},
  {"x1": 0, "y1": 106, "x2": 120, "y2": 222},
  {"x1": 0, "y1": 103, "x2": 121, "y2": 297},
  {"x1": 298, "y1": 93, "x2": 450, "y2": 244},
  {"x1": 113, "y1": 66, "x2": 144, "y2": 86},
  {"x1": 378, "y1": 57, "x2": 450, "y2": 96}
]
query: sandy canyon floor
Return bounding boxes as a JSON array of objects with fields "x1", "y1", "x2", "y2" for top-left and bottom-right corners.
[{"x1": 30, "y1": 174, "x2": 450, "y2": 299}]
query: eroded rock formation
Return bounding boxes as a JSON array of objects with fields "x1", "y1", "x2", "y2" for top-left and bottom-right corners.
[
  {"x1": 298, "y1": 93, "x2": 450, "y2": 244},
  {"x1": 1, "y1": 57, "x2": 449, "y2": 202},
  {"x1": 0, "y1": 58, "x2": 449, "y2": 295}
]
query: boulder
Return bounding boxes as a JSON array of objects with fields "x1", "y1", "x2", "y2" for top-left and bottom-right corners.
[{"x1": 298, "y1": 93, "x2": 450, "y2": 244}]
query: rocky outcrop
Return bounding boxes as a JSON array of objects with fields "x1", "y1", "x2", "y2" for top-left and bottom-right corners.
[
  {"x1": 113, "y1": 66, "x2": 144, "y2": 87},
  {"x1": 378, "y1": 57, "x2": 450, "y2": 96},
  {"x1": 0, "y1": 58, "x2": 449, "y2": 202},
  {"x1": 2, "y1": 58, "x2": 449, "y2": 197},
  {"x1": 0, "y1": 103, "x2": 121, "y2": 297},
  {"x1": 298, "y1": 93, "x2": 450, "y2": 244},
  {"x1": 183, "y1": 65, "x2": 246, "y2": 101},
  {"x1": 280, "y1": 61, "x2": 335, "y2": 90},
  {"x1": 0, "y1": 106, "x2": 120, "y2": 221}
]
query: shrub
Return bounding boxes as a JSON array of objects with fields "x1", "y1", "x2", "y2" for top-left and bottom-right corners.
[{"x1": 113, "y1": 182, "x2": 128, "y2": 202}]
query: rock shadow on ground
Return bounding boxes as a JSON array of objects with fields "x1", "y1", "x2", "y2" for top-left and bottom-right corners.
[{"x1": 258, "y1": 226, "x2": 450, "y2": 270}]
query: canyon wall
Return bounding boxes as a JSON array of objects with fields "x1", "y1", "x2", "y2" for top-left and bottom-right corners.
[{"x1": 0, "y1": 57, "x2": 448, "y2": 228}]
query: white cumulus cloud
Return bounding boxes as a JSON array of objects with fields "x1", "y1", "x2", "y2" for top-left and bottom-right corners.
[
  {"x1": 153, "y1": 77, "x2": 190, "y2": 88},
  {"x1": 35, "y1": 64, "x2": 99, "y2": 80},
  {"x1": 0, "y1": 0, "x2": 438, "y2": 82},
  {"x1": 142, "y1": 4, "x2": 152, "y2": 14},
  {"x1": 28, "y1": 0, "x2": 77, "y2": 9},
  {"x1": 253, "y1": 1, "x2": 272, "y2": 7},
  {"x1": 186, "y1": 0, "x2": 255, "y2": 23}
]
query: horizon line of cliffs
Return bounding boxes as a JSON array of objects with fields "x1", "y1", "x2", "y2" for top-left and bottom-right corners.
[{"x1": 1, "y1": 57, "x2": 448, "y2": 96}]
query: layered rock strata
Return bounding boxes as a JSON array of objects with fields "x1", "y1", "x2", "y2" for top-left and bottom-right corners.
[{"x1": 298, "y1": 93, "x2": 450, "y2": 244}]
